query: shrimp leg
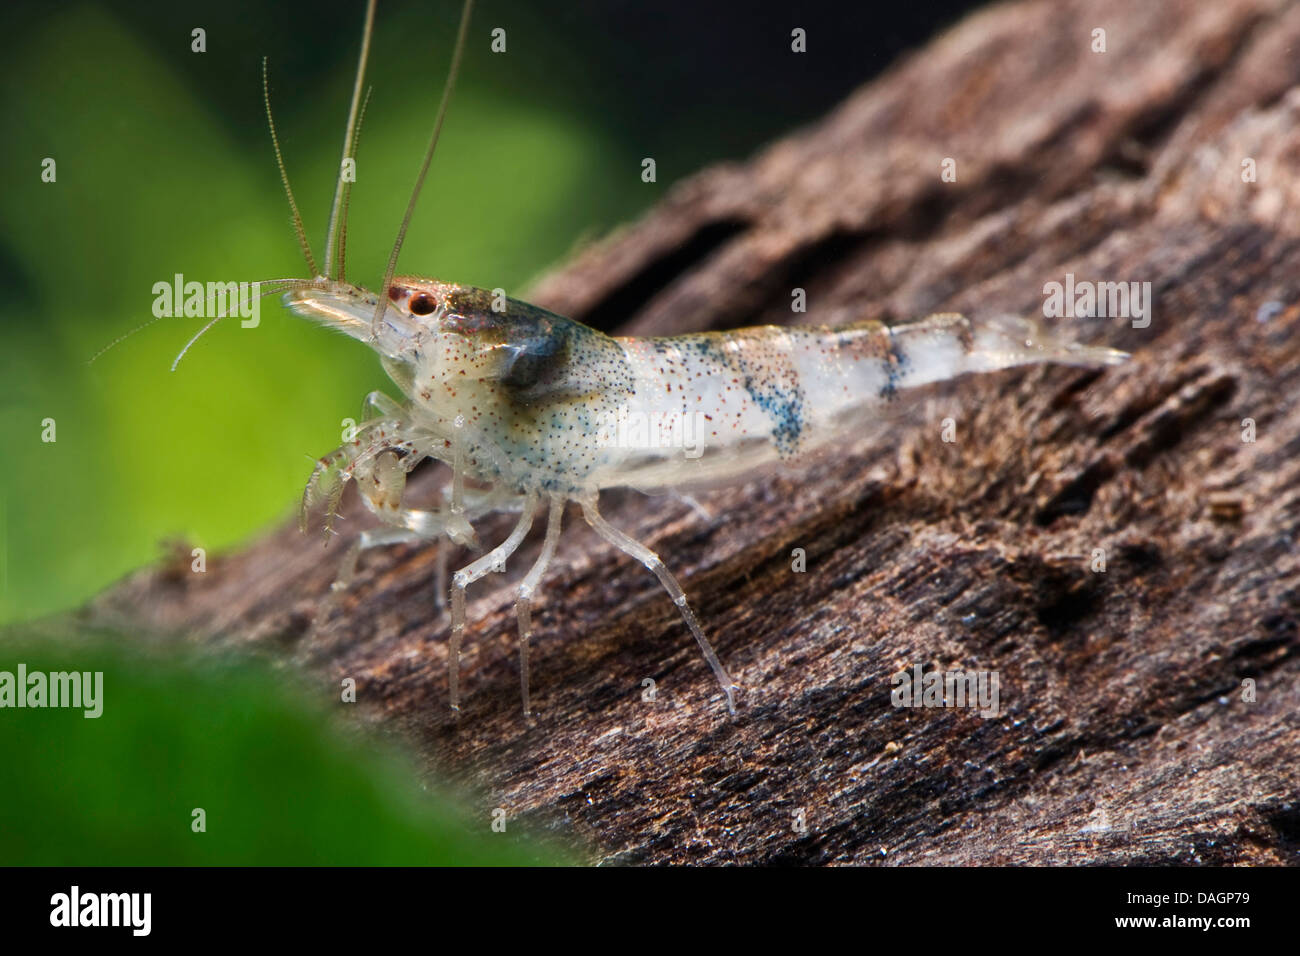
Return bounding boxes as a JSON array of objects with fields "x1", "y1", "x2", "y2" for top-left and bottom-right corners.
[
  {"x1": 514, "y1": 496, "x2": 565, "y2": 716},
  {"x1": 330, "y1": 526, "x2": 430, "y2": 596},
  {"x1": 580, "y1": 497, "x2": 737, "y2": 714},
  {"x1": 449, "y1": 492, "x2": 538, "y2": 712},
  {"x1": 311, "y1": 450, "x2": 470, "y2": 636}
]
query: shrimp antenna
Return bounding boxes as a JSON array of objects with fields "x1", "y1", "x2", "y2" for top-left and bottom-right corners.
[
  {"x1": 88, "y1": 276, "x2": 312, "y2": 366},
  {"x1": 372, "y1": 0, "x2": 474, "y2": 333},
  {"x1": 87, "y1": 314, "x2": 169, "y2": 365},
  {"x1": 334, "y1": 85, "x2": 373, "y2": 282},
  {"x1": 170, "y1": 279, "x2": 312, "y2": 372},
  {"x1": 324, "y1": 0, "x2": 377, "y2": 280},
  {"x1": 263, "y1": 57, "x2": 319, "y2": 278}
]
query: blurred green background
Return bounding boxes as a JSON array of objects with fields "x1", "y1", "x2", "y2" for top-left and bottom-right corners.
[
  {"x1": 0, "y1": 0, "x2": 978, "y2": 864},
  {"x1": 0, "y1": 632, "x2": 568, "y2": 863}
]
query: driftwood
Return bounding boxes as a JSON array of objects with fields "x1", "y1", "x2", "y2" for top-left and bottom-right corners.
[{"x1": 88, "y1": 0, "x2": 1300, "y2": 864}]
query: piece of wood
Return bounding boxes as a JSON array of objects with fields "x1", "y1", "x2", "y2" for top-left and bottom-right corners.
[{"x1": 87, "y1": 0, "x2": 1300, "y2": 864}]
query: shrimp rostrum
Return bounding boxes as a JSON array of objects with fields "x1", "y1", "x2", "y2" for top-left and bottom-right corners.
[{"x1": 220, "y1": 0, "x2": 1128, "y2": 717}]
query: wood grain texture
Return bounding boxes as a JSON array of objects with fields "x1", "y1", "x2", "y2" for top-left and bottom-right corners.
[{"x1": 88, "y1": 0, "x2": 1300, "y2": 864}]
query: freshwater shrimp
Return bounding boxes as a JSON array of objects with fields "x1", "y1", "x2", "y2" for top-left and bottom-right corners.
[{"x1": 209, "y1": 0, "x2": 1127, "y2": 716}]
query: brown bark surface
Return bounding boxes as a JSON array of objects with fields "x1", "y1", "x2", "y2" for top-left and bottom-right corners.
[{"x1": 88, "y1": 0, "x2": 1300, "y2": 864}]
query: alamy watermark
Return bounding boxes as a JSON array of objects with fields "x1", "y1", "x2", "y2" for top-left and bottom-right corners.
[
  {"x1": 0, "y1": 664, "x2": 103, "y2": 718},
  {"x1": 1042, "y1": 272, "x2": 1151, "y2": 329},
  {"x1": 891, "y1": 663, "x2": 1000, "y2": 718},
  {"x1": 152, "y1": 273, "x2": 260, "y2": 328},
  {"x1": 595, "y1": 405, "x2": 707, "y2": 459},
  {"x1": 50, "y1": 886, "x2": 150, "y2": 936}
]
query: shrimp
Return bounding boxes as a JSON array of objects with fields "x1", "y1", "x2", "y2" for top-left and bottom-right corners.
[{"x1": 227, "y1": 0, "x2": 1127, "y2": 716}]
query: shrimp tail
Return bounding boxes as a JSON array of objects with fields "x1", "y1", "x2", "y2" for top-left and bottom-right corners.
[
  {"x1": 967, "y1": 313, "x2": 1129, "y2": 369},
  {"x1": 880, "y1": 312, "x2": 1127, "y2": 391}
]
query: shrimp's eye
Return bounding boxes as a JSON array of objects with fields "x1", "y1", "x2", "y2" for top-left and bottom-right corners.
[{"x1": 409, "y1": 292, "x2": 437, "y2": 315}]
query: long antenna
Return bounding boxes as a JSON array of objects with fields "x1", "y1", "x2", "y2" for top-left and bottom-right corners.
[
  {"x1": 170, "y1": 279, "x2": 309, "y2": 372},
  {"x1": 88, "y1": 276, "x2": 311, "y2": 366},
  {"x1": 324, "y1": 0, "x2": 377, "y2": 280},
  {"x1": 335, "y1": 85, "x2": 373, "y2": 281},
  {"x1": 263, "y1": 58, "x2": 319, "y2": 277},
  {"x1": 372, "y1": 0, "x2": 475, "y2": 333}
]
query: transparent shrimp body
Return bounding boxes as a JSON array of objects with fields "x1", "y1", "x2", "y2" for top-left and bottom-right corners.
[{"x1": 286, "y1": 276, "x2": 1126, "y2": 715}]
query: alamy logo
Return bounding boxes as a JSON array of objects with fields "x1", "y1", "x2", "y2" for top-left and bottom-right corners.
[
  {"x1": 50, "y1": 886, "x2": 151, "y2": 936},
  {"x1": 891, "y1": 663, "x2": 1000, "y2": 718},
  {"x1": 595, "y1": 406, "x2": 707, "y2": 459},
  {"x1": 0, "y1": 664, "x2": 103, "y2": 718},
  {"x1": 152, "y1": 273, "x2": 261, "y2": 328},
  {"x1": 1042, "y1": 272, "x2": 1151, "y2": 329}
]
